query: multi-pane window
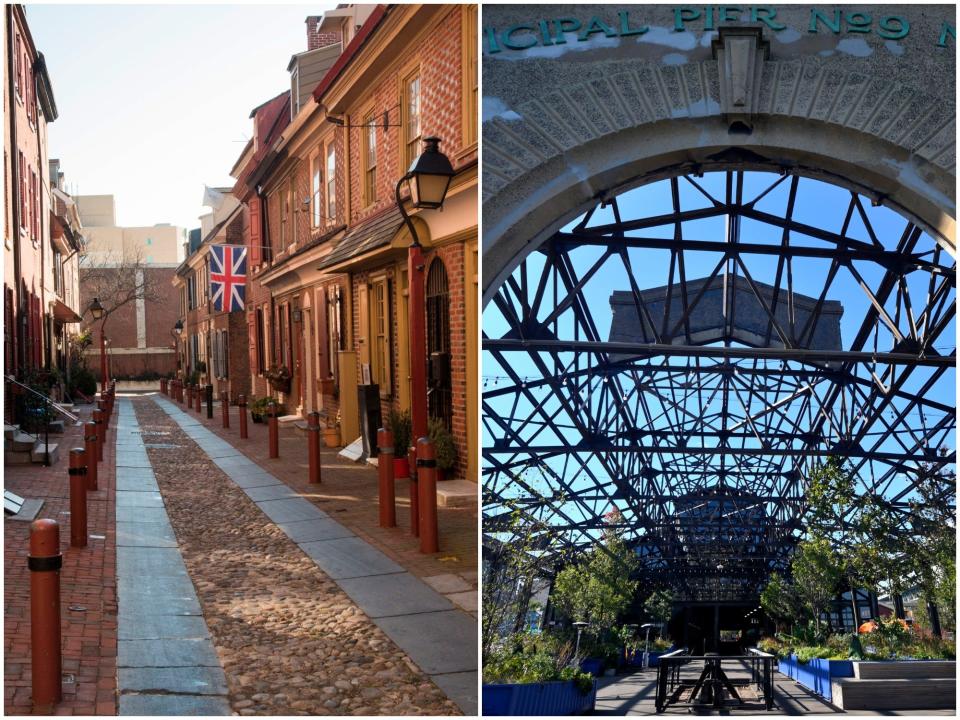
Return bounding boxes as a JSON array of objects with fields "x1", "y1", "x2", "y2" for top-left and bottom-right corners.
[
  {"x1": 364, "y1": 112, "x2": 377, "y2": 205},
  {"x1": 326, "y1": 285, "x2": 342, "y2": 382},
  {"x1": 279, "y1": 187, "x2": 289, "y2": 247},
  {"x1": 463, "y1": 5, "x2": 478, "y2": 146},
  {"x1": 370, "y1": 277, "x2": 391, "y2": 394},
  {"x1": 14, "y1": 35, "x2": 22, "y2": 99},
  {"x1": 18, "y1": 153, "x2": 27, "y2": 231},
  {"x1": 311, "y1": 154, "x2": 322, "y2": 227},
  {"x1": 326, "y1": 144, "x2": 336, "y2": 222},
  {"x1": 31, "y1": 170, "x2": 38, "y2": 241},
  {"x1": 403, "y1": 72, "x2": 421, "y2": 169}
]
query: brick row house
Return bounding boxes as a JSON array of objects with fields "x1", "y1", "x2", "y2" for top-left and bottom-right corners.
[
  {"x1": 4, "y1": 5, "x2": 84, "y2": 404},
  {"x1": 224, "y1": 4, "x2": 478, "y2": 482},
  {"x1": 172, "y1": 189, "x2": 250, "y2": 400}
]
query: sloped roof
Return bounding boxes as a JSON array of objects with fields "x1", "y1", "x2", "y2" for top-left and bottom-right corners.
[{"x1": 318, "y1": 205, "x2": 402, "y2": 269}]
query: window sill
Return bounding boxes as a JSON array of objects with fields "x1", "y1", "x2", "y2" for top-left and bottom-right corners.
[{"x1": 454, "y1": 141, "x2": 478, "y2": 164}]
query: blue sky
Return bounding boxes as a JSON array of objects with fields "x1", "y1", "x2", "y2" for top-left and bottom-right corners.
[{"x1": 27, "y1": 4, "x2": 333, "y2": 230}]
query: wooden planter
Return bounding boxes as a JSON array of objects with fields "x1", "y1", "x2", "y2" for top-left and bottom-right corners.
[
  {"x1": 319, "y1": 378, "x2": 336, "y2": 395},
  {"x1": 323, "y1": 427, "x2": 340, "y2": 447}
]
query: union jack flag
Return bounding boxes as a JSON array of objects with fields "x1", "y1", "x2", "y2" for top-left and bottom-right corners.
[{"x1": 210, "y1": 244, "x2": 247, "y2": 312}]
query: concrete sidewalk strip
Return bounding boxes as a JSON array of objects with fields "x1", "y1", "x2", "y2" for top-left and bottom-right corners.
[
  {"x1": 374, "y1": 609, "x2": 478, "y2": 675},
  {"x1": 116, "y1": 399, "x2": 230, "y2": 716},
  {"x1": 116, "y1": 491, "x2": 165, "y2": 508},
  {"x1": 119, "y1": 638, "x2": 222, "y2": 668},
  {"x1": 116, "y1": 520, "x2": 177, "y2": 548},
  {"x1": 223, "y1": 470, "x2": 284, "y2": 489},
  {"x1": 298, "y1": 536, "x2": 406, "y2": 579},
  {"x1": 277, "y1": 518, "x2": 355, "y2": 543},
  {"x1": 242, "y1": 482, "x2": 301, "y2": 502},
  {"x1": 337, "y1": 572, "x2": 455, "y2": 618},
  {"x1": 118, "y1": 694, "x2": 232, "y2": 716},
  {"x1": 119, "y1": 666, "x2": 229, "y2": 695},
  {"x1": 255, "y1": 497, "x2": 329, "y2": 524},
  {"x1": 432, "y1": 672, "x2": 479, "y2": 714},
  {"x1": 116, "y1": 474, "x2": 160, "y2": 493},
  {"x1": 118, "y1": 615, "x2": 211, "y2": 641}
]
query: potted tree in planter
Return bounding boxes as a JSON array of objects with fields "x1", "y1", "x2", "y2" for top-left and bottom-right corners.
[
  {"x1": 250, "y1": 397, "x2": 284, "y2": 423},
  {"x1": 428, "y1": 418, "x2": 457, "y2": 480},
  {"x1": 265, "y1": 364, "x2": 291, "y2": 394},
  {"x1": 388, "y1": 409, "x2": 412, "y2": 479}
]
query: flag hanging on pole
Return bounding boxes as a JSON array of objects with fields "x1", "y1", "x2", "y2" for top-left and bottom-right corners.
[{"x1": 210, "y1": 244, "x2": 247, "y2": 312}]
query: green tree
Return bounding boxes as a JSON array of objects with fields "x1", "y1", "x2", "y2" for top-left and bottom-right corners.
[
  {"x1": 643, "y1": 589, "x2": 674, "y2": 630},
  {"x1": 791, "y1": 536, "x2": 841, "y2": 636},
  {"x1": 760, "y1": 572, "x2": 800, "y2": 633},
  {"x1": 552, "y1": 511, "x2": 639, "y2": 636}
]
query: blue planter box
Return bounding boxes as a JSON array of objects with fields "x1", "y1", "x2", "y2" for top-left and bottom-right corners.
[
  {"x1": 778, "y1": 655, "x2": 853, "y2": 702},
  {"x1": 625, "y1": 649, "x2": 671, "y2": 667},
  {"x1": 579, "y1": 658, "x2": 604, "y2": 676},
  {"x1": 482, "y1": 679, "x2": 597, "y2": 715}
]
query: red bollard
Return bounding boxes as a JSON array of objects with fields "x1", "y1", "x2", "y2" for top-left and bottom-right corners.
[
  {"x1": 92, "y1": 409, "x2": 105, "y2": 462},
  {"x1": 96, "y1": 399, "x2": 109, "y2": 447},
  {"x1": 267, "y1": 402, "x2": 279, "y2": 458},
  {"x1": 238, "y1": 395, "x2": 248, "y2": 439},
  {"x1": 68, "y1": 449, "x2": 87, "y2": 548},
  {"x1": 194, "y1": 385, "x2": 202, "y2": 413},
  {"x1": 84, "y1": 422, "x2": 98, "y2": 492},
  {"x1": 307, "y1": 412, "x2": 321, "y2": 484},
  {"x1": 377, "y1": 428, "x2": 396, "y2": 528},
  {"x1": 29, "y1": 519, "x2": 62, "y2": 713},
  {"x1": 408, "y1": 445, "x2": 419, "y2": 537},
  {"x1": 186, "y1": 383, "x2": 193, "y2": 407},
  {"x1": 416, "y1": 437, "x2": 439, "y2": 554},
  {"x1": 221, "y1": 392, "x2": 230, "y2": 429}
]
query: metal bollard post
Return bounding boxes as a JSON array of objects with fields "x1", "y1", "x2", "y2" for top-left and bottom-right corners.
[
  {"x1": 29, "y1": 519, "x2": 62, "y2": 713},
  {"x1": 68, "y1": 449, "x2": 88, "y2": 548},
  {"x1": 238, "y1": 395, "x2": 248, "y2": 439},
  {"x1": 205, "y1": 384, "x2": 213, "y2": 419},
  {"x1": 416, "y1": 437, "x2": 439, "y2": 554},
  {"x1": 92, "y1": 409, "x2": 105, "y2": 462},
  {"x1": 408, "y1": 445, "x2": 419, "y2": 537},
  {"x1": 84, "y1": 422, "x2": 98, "y2": 491},
  {"x1": 96, "y1": 399, "x2": 109, "y2": 445},
  {"x1": 377, "y1": 428, "x2": 396, "y2": 528},
  {"x1": 267, "y1": 402, "x2": 279, "y2": 458},
  {"x1": 186, "y1": 383, "x2": 192, "y2": 406},
  {"x1": 307, "y1": 411, "x2": 322, "y2": 483},
  {"x1": 194, "y1": 384, "x2": 202, "y2": 413},
  {"x1": 221, "y1": 392, "x2": 230, "y2": 429}
]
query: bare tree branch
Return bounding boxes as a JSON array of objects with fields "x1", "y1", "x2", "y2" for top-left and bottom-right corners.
[{"x1": 80, "y1": 246, "x2": 167, "y2": 330}]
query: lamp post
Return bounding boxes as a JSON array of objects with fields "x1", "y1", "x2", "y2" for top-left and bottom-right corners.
[
  {"x1": 89, "y1": 298, "x2": 106, "y2": 392},
  {"x1": 395, "y1": 137, "x2": 455, "y2": 447},
  {"x1": 173, "y1": 320, "x2": 183, "y2": 374},
  {"x1": 572, "y1": 621, "x2": 589, "y2": 665}
]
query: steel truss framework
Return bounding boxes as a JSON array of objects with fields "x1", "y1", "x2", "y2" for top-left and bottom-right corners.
[{"x1": 482, "y1": 169, "x2": 956, "y2": 602}]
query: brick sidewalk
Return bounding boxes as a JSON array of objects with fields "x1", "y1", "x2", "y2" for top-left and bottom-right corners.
[
  {"x1": 151, "y1": 393, "x2": 478, "y2": 612},
  {"x1": 4, "y1": 405, "x2": 117, "y2": 716}
]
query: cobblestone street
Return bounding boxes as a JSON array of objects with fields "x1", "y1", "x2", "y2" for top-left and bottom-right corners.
[{"x1": 4, "y1": 393, "x2": 477, "y2": 715}]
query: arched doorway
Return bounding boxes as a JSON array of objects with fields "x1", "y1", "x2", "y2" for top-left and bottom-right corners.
[{"x1": 426, "y1": 258, "x2": 452, "y2": 428}]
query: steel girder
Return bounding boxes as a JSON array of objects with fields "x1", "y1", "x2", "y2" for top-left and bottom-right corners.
[{"x1": 482, "y1": 170, "x2": 956, "y2": 602}]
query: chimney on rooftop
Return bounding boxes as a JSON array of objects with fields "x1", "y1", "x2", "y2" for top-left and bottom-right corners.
[{"x1": 306, "y1": 14, "x2": 341, "y2": 51}]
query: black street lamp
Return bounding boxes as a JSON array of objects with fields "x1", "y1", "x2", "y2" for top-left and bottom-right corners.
[
  {"x1": 395, "y1": 137, "x2": 455, "y2": 447},
  {"x1": 88, "y1": 297, "x2": 107, "y2": 391}
]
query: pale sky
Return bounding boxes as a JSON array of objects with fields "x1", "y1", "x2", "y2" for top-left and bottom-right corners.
[{"x1": 27, "y1": 4, "x2": 335, "y2": 231}]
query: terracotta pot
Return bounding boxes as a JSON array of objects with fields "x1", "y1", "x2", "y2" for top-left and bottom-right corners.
[
  {"x1": 393, "y1": 457, "x2": 410, "y2": 479},
  {"x1": 323, "y1": 427, "x2": 340, "y2": 447}
]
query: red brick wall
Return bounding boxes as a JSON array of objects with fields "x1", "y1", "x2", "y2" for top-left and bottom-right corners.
[{"x1": 306, "y1": 16, "x2": 341, "y2": 51}]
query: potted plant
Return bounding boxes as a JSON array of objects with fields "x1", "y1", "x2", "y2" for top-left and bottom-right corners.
[
  {"x1": 428, "y1": 417, "x2": 457, "y2": 480},
  {"x1": 265, "y1": 364, "x2": 291, "y2": 394},
  {"x1": 323, "y1": 412, "x2": 341, "y2": 447},
  {"x1": 388, "y1": 409, "x2": 412, "y2": 479},
  {"x1": 250, "y1": 397, "x2": 284, "y2": 423}
]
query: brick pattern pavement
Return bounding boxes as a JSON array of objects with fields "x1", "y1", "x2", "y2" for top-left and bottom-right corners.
[
  {"x1": 4, "y1": 406, "x2": 118, "y2": 716},
  {"x1": 160, "y1": 392, "x2": 477, "y2": 611}
]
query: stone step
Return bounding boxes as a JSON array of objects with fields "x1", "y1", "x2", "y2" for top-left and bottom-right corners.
[
  {"x1": 855, "y1": 660, "x2": 955, "y2": 679},
  {"x1": 4, "y1": 424, "x2": 18, "y2": 441},
  {"x1": 436, "y1": 479, "x2": 478, "y2": 508},
  {"x1": 4, "y1": 449, "x2": 34, "y2": 465},
  {"x1": 47, "y1": 419, "x2": 66, "y2": 434},
  {"x1": 31, "y1": 442, "x2": 60, "y2": 465},
  {"x1": 9, "y1": 432, "x2": 37, "y2": 453},
  {"x1": 832, "y1": 677, "x2": 956, "y2": 710}
]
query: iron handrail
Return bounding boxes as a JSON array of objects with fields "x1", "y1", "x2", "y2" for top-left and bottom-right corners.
[{"x1": 4, "y1": 375, "x2": 81, "y2": 424}]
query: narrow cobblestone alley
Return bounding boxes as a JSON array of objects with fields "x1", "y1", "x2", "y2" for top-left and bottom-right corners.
[{"x1": 122, "y1": 395, "x2": 475, "y2": 715}]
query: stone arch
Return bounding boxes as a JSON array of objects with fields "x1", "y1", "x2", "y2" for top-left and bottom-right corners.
[{"x1": 482, "y1": 7, "x2": 956, "y2": 302}]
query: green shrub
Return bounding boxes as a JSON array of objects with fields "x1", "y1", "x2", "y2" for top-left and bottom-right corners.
[
  {"x1": 484, "y1": 632, "x2": 594, "y2": 694},
  {"x1": 428, "y1": 417, "x2": 457, "y2": 471},
  {"x1": 68, "y1": 366, "x2": 97, "y2": 398},
  {"x1": 388, "y1": 409, "x2": 412, "y2": 455},
  {"x1": 794, "y1": 646, "x2": 833, "y2": 663}
]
